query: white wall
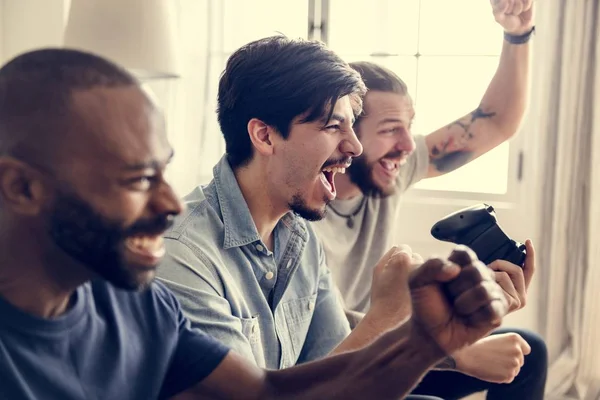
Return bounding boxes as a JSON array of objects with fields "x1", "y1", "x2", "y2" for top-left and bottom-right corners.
[
  {"x1": 0, "y1": 0, "x2": 67, "y2": 63},
  {"x1": 0, "y1": 0, "x2": 213, "y2": 197},
  {"x1": 0, "y1": 0, "x2": 3, "y2": 60},
  {"x1": 144, "y1": 0, "x2": 217, "y2": 196}
]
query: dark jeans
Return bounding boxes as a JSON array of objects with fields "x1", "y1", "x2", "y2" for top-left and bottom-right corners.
[{"x1": 409, "y1": 328, "x2": 548, "y2": 400}]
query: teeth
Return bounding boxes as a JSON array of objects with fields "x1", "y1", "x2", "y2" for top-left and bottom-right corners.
[
  {"x1": 322, "y1": 166, "x2": 346, "y2": 174},
  {"x1": 381, "y1": 160, "x2": 393, "y2": 170},
  {"x1": 128, "y1": 235, "x2": 163, "y2": 250},
  {"x1": 381, "y1": 159, "x2": 400, "y2": 171}
]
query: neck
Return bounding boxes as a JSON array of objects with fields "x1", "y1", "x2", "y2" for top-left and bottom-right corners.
[
  {"x1": 334, "y1": 172, "x2": 363, "y2": 200},
  {"x1": 235, "y1": 163, "x2": 287, "y2": 250},
  {"x1": 0, "y1": 229, "x2": 86, "y2": 318}
]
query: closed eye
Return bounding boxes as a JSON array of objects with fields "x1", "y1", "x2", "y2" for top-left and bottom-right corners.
[
  {"x1": 124, "y1": 175, "x2": 158, "y2": 191},
  {"x1": 380, "y1": 127, "x2": 402, "y2": 135},
  {"x1": 323, "y1": 124, "x2": 341, "y2": 132}
]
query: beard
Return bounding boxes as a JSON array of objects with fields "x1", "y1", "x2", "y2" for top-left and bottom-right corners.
[
  {"x1": 47, "y1": 189, "x2": 173, "y2": 291},
  {"x1": 347, "y1": 153, "x2": 397, "y2": 198},
  {"x1": 287, "y1": 156, "x2": 351, "y2": 221},
  {"x1": 288, "y1": 193, "x2": 329, "y2": 221}
]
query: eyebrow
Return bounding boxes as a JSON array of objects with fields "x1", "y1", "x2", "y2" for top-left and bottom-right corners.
[
  {"x1": 377, "y1": 117, "x2": 415, "y2": 126},
  {"x1": 327, "y1": 113, "x2": 356, "y2": 125},
  {"x1": 122, "y1": 149, "x2": 175, "y2": 171}
]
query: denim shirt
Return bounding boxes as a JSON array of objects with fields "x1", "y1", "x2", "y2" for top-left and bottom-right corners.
[{"x1": 157, "y1": 156, "x2": 350, "y2": 369}]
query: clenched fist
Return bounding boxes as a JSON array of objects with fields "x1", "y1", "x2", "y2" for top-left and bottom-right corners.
[
  {"x1": 408, "y1": 245, "x2": 508, "y2": 356},
  {"x1": 491, "y1": 0, "x2": 535, "y2": 35},
  {"x1": 453, "y1": 332, "x2": 531, "y2": 383},
  {"x1": 369, "y1": 245, "x2": 423, "y2": 323}
]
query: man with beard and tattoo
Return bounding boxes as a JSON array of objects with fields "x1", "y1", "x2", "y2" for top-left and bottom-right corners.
[
  {"x1": 0, "y1": 47, "x2": 511, "y2": 400},
  {"x1": 312, "y1": 1, "x2": 548, "y2": 399}
]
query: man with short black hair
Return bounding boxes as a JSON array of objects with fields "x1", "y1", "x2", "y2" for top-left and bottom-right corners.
[{"x1": 158, "y1": 35, "x2": 414, "y2": 369}]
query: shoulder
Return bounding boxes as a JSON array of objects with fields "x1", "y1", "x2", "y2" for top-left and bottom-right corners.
[
  {"x1": 163, "y1": 185, "x2": 225, "y2": 271},
  {"x1": 166, "y1": 185, "x2": 220, "y2": 241},
  {"x1": 86, "y1": 280, "x2": 184, "y2": 338},
  {"x1": 90, "y1": 280, "x2": 179, "y2": 313}
]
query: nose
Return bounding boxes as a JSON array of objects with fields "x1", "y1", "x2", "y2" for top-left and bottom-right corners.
[
  {"x1": 340, "y1": 128, "x2": 363, "y2": 157},
  {"x1": 151, "y1": 181, "x2": 185, "y2": 217},
  {"x1": 397, "y1": 131, "x2": 416, "y2": 154}
]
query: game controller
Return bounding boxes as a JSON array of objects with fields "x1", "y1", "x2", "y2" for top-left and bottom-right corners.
[{"x1": 430, "y1": 203, "x2": 527, "y2": 267}]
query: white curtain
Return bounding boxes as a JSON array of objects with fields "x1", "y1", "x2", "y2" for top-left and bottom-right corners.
[
  {"x1": 145, "y1": 0, "x2": 225, "y2": 196},
  {"x1": 531, "y1": 1, "x2": 600, "y2": 399}
]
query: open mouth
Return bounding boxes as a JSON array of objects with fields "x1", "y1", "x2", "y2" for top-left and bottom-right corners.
[
  {"x1": 124, "y1": 234, "x2": 166, "y2": 266},
  {"x1": 379, "y1": 156, "x2": 408, "y2": 176},
  {"x1": 320, "y1": 166, "x2": 347, "y2": 199},
  {"x1": 380, "y1": 158, "x2": 399, "y2": 172}
]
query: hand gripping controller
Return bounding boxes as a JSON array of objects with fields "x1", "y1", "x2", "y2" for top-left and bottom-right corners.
[{"x1": 430, "y1": 203, "x2": 526, "y2": 267}]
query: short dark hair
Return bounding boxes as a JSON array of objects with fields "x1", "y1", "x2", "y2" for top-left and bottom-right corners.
[
  {"x1": 349, "y1": 61, "x2": 409, "y2": 129},
  {"x1": 349, "y1": 61, "x2": 408, "y2": 95},
  {"x1": 0, "y1": 48, "x2": 138, "y2": 160},
  {"x1": 217, "y1": 35, "x2": 367, "y2": 169}
]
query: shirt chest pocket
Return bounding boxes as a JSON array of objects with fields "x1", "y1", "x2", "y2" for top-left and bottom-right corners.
[
  {"x1": 281, "y1": 293, "x2": 317, "y2": 364},
  {"x1": 239, "y1": 316, "x2": 266, "y2": 368}
]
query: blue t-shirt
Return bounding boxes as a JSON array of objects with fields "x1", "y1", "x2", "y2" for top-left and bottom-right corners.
[{"x1": 0, "y1": 280, "x2": 230, "y2": 399}]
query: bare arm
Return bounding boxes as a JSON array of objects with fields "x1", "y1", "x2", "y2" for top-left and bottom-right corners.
[
  {"x1": 425, "y1": 5, "x2": 533, "y2": 178},
  {"x1": 172, "y1": 321, "x2": 442, "y2": 400},
  {"x1": 342, "y1": 305, "x2": 458, "y2": 371}
]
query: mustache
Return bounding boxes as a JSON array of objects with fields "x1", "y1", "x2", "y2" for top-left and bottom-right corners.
[
  {"x1": 322, "y1": 156, "x2": 353, "y2": 169},
  {"x1": 123, "y1": 214, "x2": 175, "y2": 237},
  {"x1": 381, "y1": 150, "x2": 408, "y2": 160}
]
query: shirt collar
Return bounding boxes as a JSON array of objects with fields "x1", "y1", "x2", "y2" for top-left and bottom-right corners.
[{"x1": 213, "y1": 156, "x2": 308, "y2": 249}]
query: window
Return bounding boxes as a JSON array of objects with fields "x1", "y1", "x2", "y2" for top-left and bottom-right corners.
[{"x1": 327, "y1": 0, "x2": 512, "y2": 195}]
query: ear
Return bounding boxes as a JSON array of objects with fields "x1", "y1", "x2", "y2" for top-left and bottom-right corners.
[
  {"x1": 247, "y1": 118, "x2": 275, "y2": 157},
  {"x1": 0, "y1": 158, "x2": 50, "y2": 216}
]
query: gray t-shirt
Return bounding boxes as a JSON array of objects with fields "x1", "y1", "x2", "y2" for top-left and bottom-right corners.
[{"x1": 312, "y1": 135, "x2": 429, "y2": 313}]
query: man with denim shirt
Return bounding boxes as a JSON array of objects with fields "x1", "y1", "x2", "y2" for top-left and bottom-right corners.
[
  {"x1": 156, "y1": 35, "x2": 438, "y2": 373},
  {"x1": 160, "y1": 161, "x2": 349, "y2": 368}
]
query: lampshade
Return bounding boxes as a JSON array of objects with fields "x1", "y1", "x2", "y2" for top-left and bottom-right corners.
[{"x1": 64, "y1": 0, "x2": 179, "y2": 80}]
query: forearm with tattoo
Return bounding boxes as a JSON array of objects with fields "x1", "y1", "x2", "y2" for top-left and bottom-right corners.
[{"x1": 429, "y1": 106, "x2": 496, "y2": 173}]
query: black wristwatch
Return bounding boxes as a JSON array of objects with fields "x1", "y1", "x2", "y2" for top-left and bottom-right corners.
[{"x1": 504, "y1": 26, "x2": 535, "y2": 44}]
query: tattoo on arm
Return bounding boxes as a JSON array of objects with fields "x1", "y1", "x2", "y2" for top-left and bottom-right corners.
[{"x1": 430, "y1": 106, "x2": 496, "y2": 173}]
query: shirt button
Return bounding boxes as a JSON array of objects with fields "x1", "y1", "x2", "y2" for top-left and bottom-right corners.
[
  {"x1": 265, "y1": 271, "x2": 274, "y2": 280},
  {"x1": 251, "y1": 324, "x2": 257, "y2": 334},
  {"x1": 256, "y1": 244, "x2": 264, "y2": 252},
  {"x1": 308, "y1": 302, "x2": 314, "y2": 311},
  {"x1": 285, "y1": 259, "x2": 293, "y2": 269}
]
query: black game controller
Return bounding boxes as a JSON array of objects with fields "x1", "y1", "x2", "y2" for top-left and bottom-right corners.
[{"x1": 430, "y1": 203, "x2": 527, "y2": 267}]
